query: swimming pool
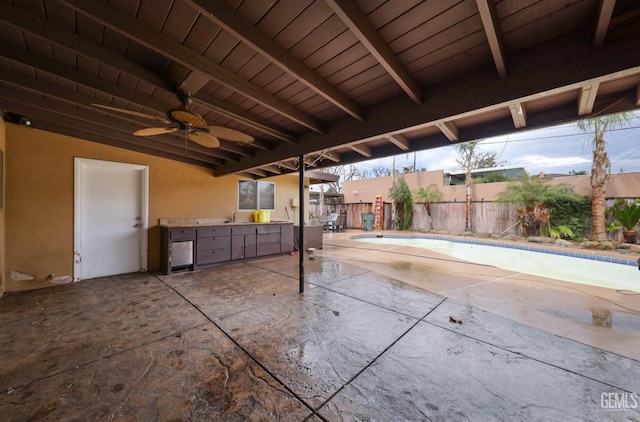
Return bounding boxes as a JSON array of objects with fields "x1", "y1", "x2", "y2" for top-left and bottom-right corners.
[{"x1": 352, "y1": 235, "x2": 640, "y2": 292}]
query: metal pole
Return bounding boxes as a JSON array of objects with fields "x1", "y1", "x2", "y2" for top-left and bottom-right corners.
[{"x1": 298, "y1": 154, "x2": 305, "y2": 293}]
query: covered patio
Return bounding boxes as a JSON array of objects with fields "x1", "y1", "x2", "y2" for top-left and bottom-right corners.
[{"x1": 2, "y1": 232, "x2": 638, "y2": 421}]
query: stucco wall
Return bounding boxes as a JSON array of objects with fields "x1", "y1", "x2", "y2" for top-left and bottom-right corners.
[
  {"x1": 5, "y1": 124, "x2": 303, "y2": 292},
  {"x1": 0, "y1": 119, "x2": 5, "y2": 297}
]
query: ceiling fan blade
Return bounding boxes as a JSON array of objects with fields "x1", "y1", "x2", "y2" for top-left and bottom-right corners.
[
  {"x1": 169, "y1": 109, "x2": 207, "y2": 128},
  {"x1": 134, "y1": 127, "x2": 178, "y2": 136},
  {"x1": 188, "y1": 132, "x2": 220, "y2": 148},
  {"x1": 92, "y1": 103, "x2": 171, "y2": 124},
  {"x1": 206, "y1": 126, "x2": 254, "y2": 143}
]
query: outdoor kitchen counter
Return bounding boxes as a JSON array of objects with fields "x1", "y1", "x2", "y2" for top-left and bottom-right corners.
[{"x1": 159, "y1": 221, "x2": 294, "y2": 275}]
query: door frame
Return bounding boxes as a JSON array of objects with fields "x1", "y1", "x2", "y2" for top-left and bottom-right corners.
[{"x1": 73, "y1": 157, "x2": 149, "y2": 281}]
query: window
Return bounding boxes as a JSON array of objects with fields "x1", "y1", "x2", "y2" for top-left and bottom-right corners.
[{"x1": 238, "y1": 180, "x2": 275, "y2": 211}]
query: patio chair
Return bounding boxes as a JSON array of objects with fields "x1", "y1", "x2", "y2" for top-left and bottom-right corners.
[
  {"x1": 334, "y1": 213, "x2": 346, "y2": 231},
  {"x1": 322, "y1": 213, "x2": 340, "y2": 231}
]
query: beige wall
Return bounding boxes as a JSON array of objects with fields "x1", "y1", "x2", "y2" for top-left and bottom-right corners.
[
  {"x1": 343, "y1": 171, "x2": 639, "y2": 204},
  {"x1": 5, "y1": 124, "x2": 304, "y2": 292},
  {"x1": 0, "y1": 119, "x2": 5, "y2": 297}
]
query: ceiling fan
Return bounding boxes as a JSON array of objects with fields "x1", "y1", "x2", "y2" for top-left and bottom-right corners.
[{"x1": 92, "y1": 91, "x2": 253, "y2": 148}]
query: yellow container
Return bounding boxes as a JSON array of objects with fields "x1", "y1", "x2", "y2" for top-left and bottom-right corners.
[{"x1": 253, "y1": 210, "x2": 271, "y2": 222}]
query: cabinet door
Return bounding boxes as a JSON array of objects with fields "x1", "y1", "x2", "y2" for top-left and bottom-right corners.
[
  {"x1": 231, "y1": 234, "x2": 257, "y2": 260},
  {"x1": 231, "y1": 235, "x2": 245, "y2": 260},
  {"x1": 244, "y1": 234, "x2": 257, "y2": 258}
]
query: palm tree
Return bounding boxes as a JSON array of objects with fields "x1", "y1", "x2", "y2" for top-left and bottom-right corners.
[
  {"x1": 576, "y1": 112, "x2": 633, "y2": 241},
  {"x1": 497, "y1": 176, "x2": 581, "y2": 236},
  {"x1": 414, "y1": 184, "x2": 443, "y2": 230}
]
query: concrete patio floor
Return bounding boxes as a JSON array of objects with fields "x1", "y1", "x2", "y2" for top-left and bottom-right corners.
[{"x1": 1, "y1": 231, "x2": 639, "y2": 421}]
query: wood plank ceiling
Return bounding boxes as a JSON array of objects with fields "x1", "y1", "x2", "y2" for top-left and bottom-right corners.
[{"x1": 1, "y1": 0, "x2": 639, "y2": 179}]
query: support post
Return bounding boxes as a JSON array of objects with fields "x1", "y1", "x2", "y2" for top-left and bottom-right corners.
[{"x1": 298, "y1": 155, "x2": 305, "y2": 293}]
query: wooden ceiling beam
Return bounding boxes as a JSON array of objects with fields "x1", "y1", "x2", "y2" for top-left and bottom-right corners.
[
  {"x1": 247, "y1": 168, "x2": 268, "y2": 178},
  {"x1": 578, "y1": 82, "x2": 600, "y2": 115},
  {"x1": 594, "y1": 0, "x2": 616, "y2": 46},
  {"x1": 0, "y1": 74, "x2": 235, "y2": 162},
  {"x1": 325, "y1": 0, "x2": 422, "y2": 105},
  {"x1": 476, "y1": 0, "x2": 507, "y2": 79},
  {"x1": 191, "y1": 94, "x2": 296, "y2": 143},
  {"x1": 216, "y1": 32, "x2": 640, "y2": 175},
  {"x1": 58, "y1": 0, "x2": 325, "y2": 134},
  {"x1": 0, "y1": 97, "x2": 221, "y2": 167},
  {"x1": 509, "y1": 102, "x2": 527, "y2": 128},
  {"x1": 0, "y1": 3, "x2": 173, "y2": 91},
  {"x1": 261, "y1": 165, "x2": 282, "y2": 175},
  {"x1": 187, "y1": 0, "x2": 364, "y2": 122},
  {"x1": 435, "y1": 122, "x2": 459, "y2": 141},
  {"x1": 385, "y1": 134, "x2": 410, "y2": 151},
  {"x1": 0, "y1": 43, "x2": 173, "y2": 120},
  {"x1": 1, "y1": 3, "x2": 294, "y2": 143},
  {"x1": 349, "y1": 143, "x2": 373, "y2": 157}
]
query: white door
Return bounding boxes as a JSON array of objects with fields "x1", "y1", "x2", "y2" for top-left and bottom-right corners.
[{"x1": 74, "y1": 158, "x2": 148, "y2": 281}]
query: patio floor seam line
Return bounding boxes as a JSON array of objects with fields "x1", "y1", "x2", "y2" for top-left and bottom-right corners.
[
  {"x1": 312, "y1": 282, "x2": 441, "y2": 320},
  {"x1": 421, "y1": 319, "x2": 640, "y2": 391},
  {"x1": 0, "y1": 321, "x2": 211, "y2": 395},
  {"x1": 152, "y1": 273, "x2": 317, "y2": 415},
  {"x1": 312, "y1": 297, "x2": 448, "y2": 415}
]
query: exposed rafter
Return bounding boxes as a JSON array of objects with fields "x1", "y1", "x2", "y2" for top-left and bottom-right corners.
[
  {"x1": 593, "y1": 0, "x2": 616, "y2": 46},
  {"x1": 325, "y1": 0, "x2": 422, "y2": 105},
  {"x1": 349, "y1": 143, "x2": 373, "y2": 157},
  {"x1": 217, "y1": 32, "x2": 640, "y2": 175},
  {"x1": 578, "y1": 82, "x2": 600, "y2": 115},
  {"x1": 187, "y1": 0, "x2": 364, "y2": 122},
  {"x1": 58, "y1": 0, "x2": 325, "y2": 134},
  {"x1": 385, "y1": 134, "x2": 410, "y2": 151},
  {"x1": 435, "y1": 122, "x2": 459, "y2": 141},
  {"x1": 509, "y1": 103, "x2": 527, "y2": 128},
  {"x1": 247, "y1": 168, "x2": 268, "y2": 178},
  {"x1": 476, "y1": 0, "x2": 507, "y2": 79},
  {"x1": 0, "y1": 3, "x2": 172, "y2": 91}
]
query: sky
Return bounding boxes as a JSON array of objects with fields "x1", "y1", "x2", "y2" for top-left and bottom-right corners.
[{"x1": 347, "y1": 110, "x2": 640, "y2": 179}]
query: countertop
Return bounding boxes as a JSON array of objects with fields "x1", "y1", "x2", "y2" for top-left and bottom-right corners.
[{"x1": 159, "y1": 218, "x2": 293, "y2": 228}]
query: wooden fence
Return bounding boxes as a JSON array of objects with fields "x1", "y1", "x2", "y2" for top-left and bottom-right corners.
[{"x1": 313, "y1": 199, "x2": 637, "y2": 237}]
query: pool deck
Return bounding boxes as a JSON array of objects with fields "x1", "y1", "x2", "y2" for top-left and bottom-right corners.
[{"x1": 1, "y1": 229, "x2": 639, "y2": 420}]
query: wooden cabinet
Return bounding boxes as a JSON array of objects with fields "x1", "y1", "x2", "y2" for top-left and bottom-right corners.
[
  {"x1": 160, "y1": 223, "x2": 293, "y2": 274},
  {"x1": 231, "y1": 225, "x2": 257, "y2": 260},
  {"x1": 196, "y1": 227, "x2": 231, "y2": 267},
  {"x1": 256, "y1": 225, "x2": 281, "y2": 256}
]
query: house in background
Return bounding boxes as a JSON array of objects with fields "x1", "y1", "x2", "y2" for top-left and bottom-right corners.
[{"x1": 445, "y1": 165, "x2": 529, "y2": 185}]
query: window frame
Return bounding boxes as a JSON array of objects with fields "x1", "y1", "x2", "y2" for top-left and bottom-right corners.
[{"x1": 237, "y1": 179, "x2": 276, "y2": 211}]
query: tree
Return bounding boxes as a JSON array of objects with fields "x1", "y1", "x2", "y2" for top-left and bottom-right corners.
[
  {"x1": 497, "y1": 176, "x2": 582, "y2": 236},
  {"x1": 414, "y1": 184, "x2": 443, "y2": 230},
  {"x1": 455, "y1": 141, "x2": 478, "y2": 232},
  {"x1": 323, "y1": 164, "x2": 362, "y2": 193},
  {"x1": 371, "y1": 166, "x2": 392, "y2": 177},
  {"x1": 388, "y1": 176, "x2": 413, "y2": 230},
  {"x1": 454, "y1": 140, "x2": 503, "y2": 231},
  {"x1": 576, "y1": 112, "x2": 633, "y2": 241}
]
